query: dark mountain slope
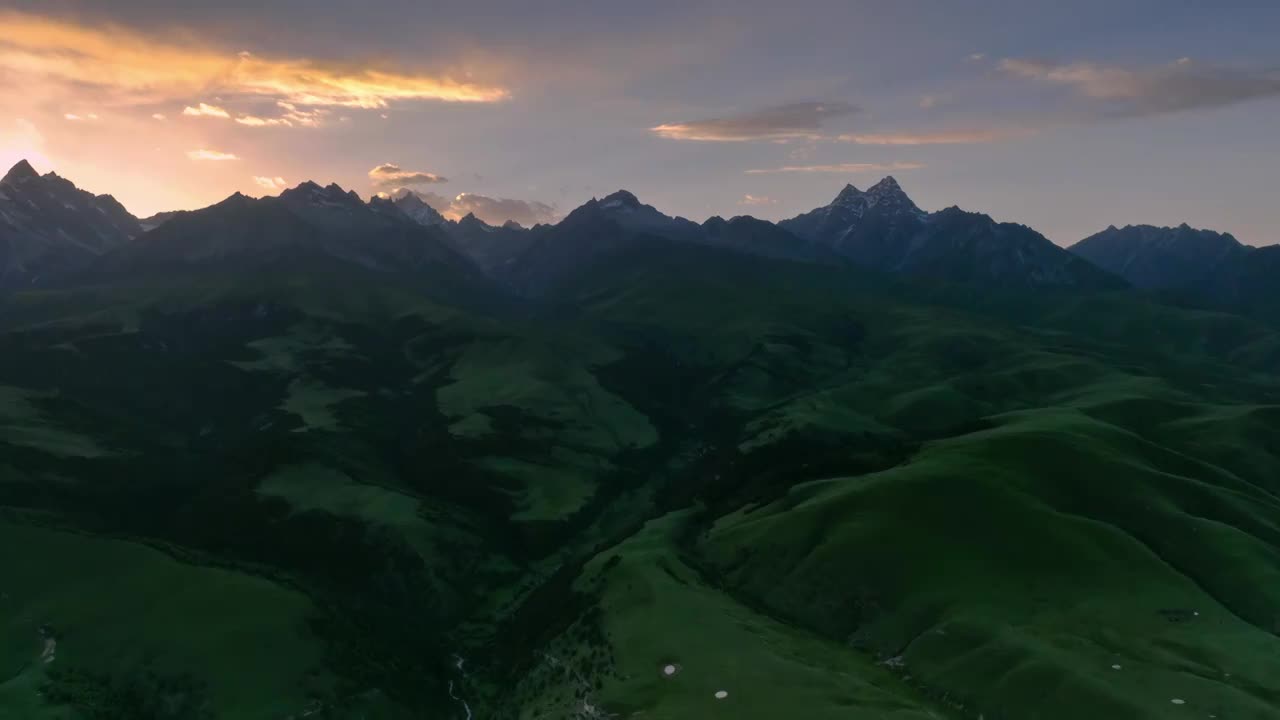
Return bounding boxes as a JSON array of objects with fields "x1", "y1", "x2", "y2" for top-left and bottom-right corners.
[
  {"x1": 443, "y1": 213, "x2": 542, "y2": 275},
  {"x1": 91, "y1": 182, "x2": 485, "y2": 294},
  {"x1": 0, "y1": 160, "x2": 141, "y2": 287},
  {"x1": 509, "y1": 190, "x2": 838, "y2": 293},
  {"x1": 1069, "y1": 223, "x2": 1251, "y2": 290},
  {"x1": 1070, "y1": 224, "x2": 1280, "y2": 320}
]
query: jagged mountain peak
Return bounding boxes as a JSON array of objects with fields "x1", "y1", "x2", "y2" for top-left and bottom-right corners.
[
  {"x1": 458, "y1": 212, "x2": 490, "y2": 228},
  {"x1": 280, "y1": 180, "x2": 364, "y2": 209},
  {"x1": 393, "y1": 191, "x2": 447, "y2": 227},
  {"x1": 1078, "y1": 222, "x2": 1244, "y2": 248},
  {"x1": 210, "y1": 191, "x2": 254, "y2": 210},
  {"x1": 866, "y1": 175, "x2": 904, "y2": 198},
  {"x1": 824, "y1": 176, "x2": 920, "y2": 215},
  {"x1": 396, "y1": 191, "x2": 429, "y2": 210},
  {"x1": 367, "y1": 195, "x2": 399, "y2": 211},
  {"x1": 599, "y1": 190, "x2": 642, "y2": 209},
  {"x1": 869, "y1": 175, "x2": 901, "y2": 190},
  {"x1": 327, "y1": 183, "x2": 362, "y2": 203},
  {"x1": 833, "y1": 183, "x2": 862, "y2": 204},
  {"x1": 284, "y1": 179, "x2": 351, "y2": 197},
  {"x1": 3, "y1": 159, "x2": 40, "y2": 184},
  {"x1": 778, "y1": 183, "x2": 1115, "y2": 288},
  {"x1": 866, "y1": 175, "x2": 921, "y2": 213},
  {"x1": 561, "y1": 190, "x2": 695, "y2": 236}
]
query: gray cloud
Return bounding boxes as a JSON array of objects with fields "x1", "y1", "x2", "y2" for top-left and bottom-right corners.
[
  {"x1": 838, "y1": 128, "x2": 1031, "y2": 145},
  {"x1": 401, "y1": 189, "x2": 558, "y2": 226},
  {"x1": 1000, "y1": 57, "x2": 1280, "y2": 118},
  {"x1": 651, "y1": 101, "x2": 857, "y2": 142},
  {"x1": 368, "y1": 163, "x2": 448, "y2": 188},
  {"x1": 833, "y1": 59, "x2": 1280, "y2": 150},
  {"x1": 744, "y1": 161, "x2": 924, "y2": 175}
]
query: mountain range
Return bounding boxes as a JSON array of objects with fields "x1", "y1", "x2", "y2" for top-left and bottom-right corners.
[
  {"x1": 781, "y1": 178, "x2": 1121, "y2": 289},
  {"x1": 7, "y1": 158, "x2": 1278, "y2": 316},
  {"x1": 0, "y1": 161, "x2": 1171, "y2": 294}
]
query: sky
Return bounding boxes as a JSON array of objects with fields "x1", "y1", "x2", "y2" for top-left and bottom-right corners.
[{"x1": 1, "y1": 0, "x2": 1278, "y2": 244}]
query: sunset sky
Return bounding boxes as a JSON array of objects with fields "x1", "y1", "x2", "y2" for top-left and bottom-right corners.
[{"x1": 2, "y1": 0, "x2": 1278, "y2": 243}]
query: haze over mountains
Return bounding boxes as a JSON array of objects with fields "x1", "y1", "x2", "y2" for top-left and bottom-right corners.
[{"x1": 11, "y1": 159, "x2": 1275, "y2": 306}]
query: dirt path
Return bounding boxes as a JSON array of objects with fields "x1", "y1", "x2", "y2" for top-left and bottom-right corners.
[
  {"x1": 449, "y1": 653, "x2": 471, "y2": 720},
  {"x1": 448, "y1": 680, "x2": 472, "y2": 720}
]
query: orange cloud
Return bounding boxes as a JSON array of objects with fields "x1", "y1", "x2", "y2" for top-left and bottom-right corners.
[
  {"x1": 738, "y1": 194, "x2": 777, "y2": 206},
  {"x1": 236, "y1": 116, "x2": 290, "y2": 127},
  {"x1": 187, "y1": 149, "x2": 239, "y2": 161},
  {"x1": 183, "y1": 103, "x2": 231, "y2": 118},
  {"x1": 235, "y1": 103, "x2": 328, "y2": 128},
  {"x1": 253, "y1": 176, "x2": 288, "y2": 192},
  {"x1": 0, "y1": 10, "x2": 510, "y2": 109},
  {"x1": 275, "y1": 102, "x2": 326, "y2": 126}
]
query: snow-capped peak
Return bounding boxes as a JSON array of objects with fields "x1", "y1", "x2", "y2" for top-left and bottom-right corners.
[
  {"x1": 867, "y1": 176, "x2": 902, "y2": 195},
  {"x1": 599, "y1": 190, "x2": 641, "y2": 210},
  {"x1": 864, "y1": 176, "x2": 922, "y2": 215},
  {"x1": 833, "y1": 183, "x2": 863, "y2": 206},
  {"x1": 393, "y1": 191, "x2": 447, "y2": 226}
]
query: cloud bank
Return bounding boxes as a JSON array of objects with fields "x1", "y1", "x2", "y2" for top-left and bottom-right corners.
[
  {"x1": 0, "y1": 10, "x2": 509, "y2": 109},
  {"x1": 183, "y1": 103, "x2": 230, "y2": 119},
  {"x1": 253, "y1": 176, "x2": 287, "y2": 192},
  {"x1": 652, "y1": 102, "x2": 857, "y2": 141},
  {"x1": 1000, "y1": 57, "x2": 1280, "y2": 118},
  {"x1": 368, "y1": 163, "x2": 448, "y2": 188}
]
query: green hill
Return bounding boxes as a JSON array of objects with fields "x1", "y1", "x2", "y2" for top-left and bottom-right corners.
[{"x1": 3, "y1": 241, "x2": 1280, "y2": 719}]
